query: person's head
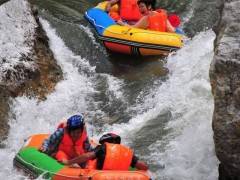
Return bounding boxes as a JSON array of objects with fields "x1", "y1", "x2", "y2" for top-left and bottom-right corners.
[
  {"x1": 99, "y1": 133, "x2": 121, "y2": 144},
  {"x1": 67, "y1": 114, "x2": 85, "y2": 141},
  {"x1": 137, "y1": 0, "x2": 155, "y2": 14}
]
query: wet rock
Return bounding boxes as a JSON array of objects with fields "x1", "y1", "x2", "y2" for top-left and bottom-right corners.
[
  {"x1": 0, "y1": 86, "x2": 10, "y2": 144},
  {"x1": 14, "y1": 4, "x2": 63, "y2": 99},
  {"x1": 0, "y1": 0, "x2": 62, "y2": 142},
  {"x1": 210, "y1": 0, "x2": 240, "y2": 179},
  {"x1": 183, "y1": 0, "x2": 223, "y2": 37}
]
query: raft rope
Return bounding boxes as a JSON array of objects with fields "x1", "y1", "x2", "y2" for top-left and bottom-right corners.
[{"x1": 98, "y1": 35, "x2": 178, "y2": 51}]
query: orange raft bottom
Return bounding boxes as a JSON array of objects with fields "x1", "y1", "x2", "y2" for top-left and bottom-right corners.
[
  {"x1": 104, "y1": 41, "x2": 169, "y2": 56},
  {"x1": 25, "y1": 134, "x2": 150, "y2": 180},
  {"x1": 53, "y1": 167, "x2": 149, "y2": 180}
]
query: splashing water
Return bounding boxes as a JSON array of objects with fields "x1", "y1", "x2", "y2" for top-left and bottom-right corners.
[
  {"x1": 102, "y1": 31, "x2": 219, "y2": 179},
  {"x1": 0, "y1": 18, "x2": 95, "y2": 179},
  {"x1": 0, "y1": 11, "x2": 218, "y2": 180}
]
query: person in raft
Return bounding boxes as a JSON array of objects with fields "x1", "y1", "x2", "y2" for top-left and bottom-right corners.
[
  {"x1": 60, "y1": 133, "x2": 149, "y2": 171},
  {"x1": 106, "y1": 0, "x2": 142, "y2": 25},
  {"x1": 40, "y1": 114, "x2": 92, "y2": 168},
  {"x1": 117, "y1": 0, "x2": 176, "y2": 32}
]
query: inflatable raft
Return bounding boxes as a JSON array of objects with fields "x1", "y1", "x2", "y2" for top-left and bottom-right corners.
[
  {"x1": 14, "y1": 134, "x2": 150, "y2": 180},
  {"x1": 84, "y1": 2, "x2": 183, "y2": 56}
]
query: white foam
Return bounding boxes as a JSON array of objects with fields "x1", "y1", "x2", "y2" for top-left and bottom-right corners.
[
  {"x1": 105, "y1": 74, "x2": 125, "y2": 100},
  {"x1": 101, "y1": 30, "x2": 219, "y2": 179},
  {"x1": 79, "y1": 25, "x2": 100, "y2": 48},
  {"x1": 0, "y1": 6, "x2": 219, "y2": 179},
  {"x1": 0, "y1": 18, "x2": 95, "y2": 178},
  {"x1": 0, "y1": 0, "x2": 37, "y2": 83},
  {"x1": 152, "y1": 31, "x2": 218, "y2": 180}
]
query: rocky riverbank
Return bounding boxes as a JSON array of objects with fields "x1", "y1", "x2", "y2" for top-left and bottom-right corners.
[
  {"x1": 0, "y1": 0, "x2": 62, "y2": 143},
  {"x1": 210, "y1": 0, "x2": 240, "y2": 179}
]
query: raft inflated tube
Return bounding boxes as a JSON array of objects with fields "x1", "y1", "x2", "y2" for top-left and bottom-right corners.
[
  {"x1": 14, "y1": 134, "x2": 150, "y2": 180},
  {"x1": 84, "y1": 1, "x2": 183, "y2": 56}
]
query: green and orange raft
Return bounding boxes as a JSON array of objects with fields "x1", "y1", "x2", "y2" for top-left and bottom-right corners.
[{"x1": 14, "y1": 134, "x2": 151, "y2": 180}]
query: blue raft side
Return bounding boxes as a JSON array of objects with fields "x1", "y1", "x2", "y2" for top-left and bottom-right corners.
[{"x1": 85, "y1": 8, "x2": 116, "y2": 35}]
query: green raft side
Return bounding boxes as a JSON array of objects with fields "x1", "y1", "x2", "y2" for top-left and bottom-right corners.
[
  {"x1": 129, "y1": 167, "x2": 136, "y2": 171},
  {"x1": 14, "y1": 147, "x2": 64, "y2": 178}
]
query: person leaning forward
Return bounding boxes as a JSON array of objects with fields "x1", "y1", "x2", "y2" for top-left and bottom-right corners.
[
  {"x1": 40, "y1": 114, "x2": 92, "y2": 168},
  {"x1": 61, "y1": 133, "x2": 148, "y2": 171}
]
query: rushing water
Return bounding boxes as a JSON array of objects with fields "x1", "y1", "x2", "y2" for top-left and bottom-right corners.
[{"x1": 0, "y1": 0, "x2": 219, "y2": 179}]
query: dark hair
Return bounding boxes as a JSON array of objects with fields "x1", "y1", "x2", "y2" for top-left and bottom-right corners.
[{"x1": 137, "y1": 0, "x2": 156, "y2": 10}]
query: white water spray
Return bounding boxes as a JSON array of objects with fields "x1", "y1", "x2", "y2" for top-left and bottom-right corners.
[
  {"x1": 101, "y1": 31, "x2": 219, "y2": 179},
  {"x1": 0, "y1": 6, "x2": 218, "y2": 180},
  {"x1": 0, "y1": 18, "x2": 95, "y2": 178}
]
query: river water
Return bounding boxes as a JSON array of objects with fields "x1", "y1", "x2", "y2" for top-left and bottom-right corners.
[{"x1": 0, "y1": 0, "x2": 219, "y2": 179}]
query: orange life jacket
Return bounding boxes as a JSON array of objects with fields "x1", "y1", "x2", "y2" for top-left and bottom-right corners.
[
  {"x1": 57, "y1": 128, "x2": 88, "y2": 159},
  {"x1": 120, "y1": 0, "x2": 141, "y2": 21},
  {"x1": 148, "y1": 11, "x2": 167, "y2": 32},
  {"x1": 86, "y1": 159, "x2": 97, "y2": 170},
  {"x1": 109, "y1": 11, "x2": 121, "y2": 21},
  {"x1": 102, "y1": 143, "x2": 133, "y2": 170}
]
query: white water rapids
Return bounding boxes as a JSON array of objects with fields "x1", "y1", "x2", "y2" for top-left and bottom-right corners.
[{"x1": 0, "y1": 4, "x2": 218, "y2": 180}]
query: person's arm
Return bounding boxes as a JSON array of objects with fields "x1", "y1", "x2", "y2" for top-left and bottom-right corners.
[
  {"x1": 62, "y1": 152, "x2": 96, "y2": 165},
  {"x1": 132, "y1": 16, "x2": 148, "y2": 29},
  {"x1": 83, "y1": 137, "x2": 94, "y2": 152},
  {"x1": 106, "y1": 0, "x2": 119, "y2": 12},
  {"x1": 39, "y1": 128, "x2": 64, "y2": 155},
  {"x1": 61, "y1": 144, "x2": 104, "y2": 165},
  {"x1": 117, "y1": 16, "x2": 148, "y2": 29},
  {"x1": 135, "y1": 160, "x2": 148, "y2": 170},
  {"x1": 131, "y1": 155, "x2": 148, "y2": 170},
  {"x1": 166, "y1": 19, "x2": 175, "y2": 33}
]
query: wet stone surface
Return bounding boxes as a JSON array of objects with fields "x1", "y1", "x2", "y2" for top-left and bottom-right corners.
[
  {"x1": 0, "y1": 1, "x2": 63, "y2": 143},
  {"x1": 210, "y1": 0, "x2": 240, "y2": 179}
]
